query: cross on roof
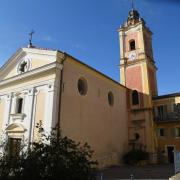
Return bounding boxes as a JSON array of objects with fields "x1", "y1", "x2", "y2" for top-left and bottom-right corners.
[{"x1": 28, "y1": 30, "x2": 35, "y2": 47}]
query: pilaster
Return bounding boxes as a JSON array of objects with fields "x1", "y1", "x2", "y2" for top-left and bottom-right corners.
[
  {"x1": 26, "y1": 87, "x2": 36, "y2": 144},
  {"x1": 3, "y1": 93, "x2": 13, "y2": 129},
  {"x1": 44, "y1": 83, "x2": 59, "y2": 135}
]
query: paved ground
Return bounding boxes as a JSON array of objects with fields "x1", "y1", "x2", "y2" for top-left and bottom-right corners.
[{"x1": 96, "y1": 164, "x2": 174, "y2": 180}]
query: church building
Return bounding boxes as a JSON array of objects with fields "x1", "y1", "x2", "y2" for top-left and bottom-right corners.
[{"x1": 0, "y1": 8, "x2": 179, "y2": 167}]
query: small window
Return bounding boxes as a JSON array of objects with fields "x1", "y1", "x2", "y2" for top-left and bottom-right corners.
[
  {"x1": 157, "y1": 128, "x2": 165, "y2": 137},
  {"x1": 108, "y1": 91, "x2": 114, "y2": 106},
  {"x1": 77, "y1": 77, "x2": 88, "y2": 96},
  {"x1": 132, "y1": 90, "x2": 139, "y2": 105},
  {"x1": 157, "y1": 105, "x2": 167, "y2": 121},
  {"x1": 174, "y1": 103, "x2": 180, "y2": 113},
  {"x1": 175, "y1": 127, "x2": 180, "y2": 137},
  {"x1": 19, "y1": 61, "x2": 27, "y2": 73},
  {"x1": 16, "y1": 98, "x2": 23, "y2": 113},
  {"x1": 129, "y1": 40, "x2": 136, "y2": 51}
]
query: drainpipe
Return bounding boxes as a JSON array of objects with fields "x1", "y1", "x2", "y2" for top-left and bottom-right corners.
[
  {"x1": 57, "y1": 52, "x2": 67, "y2": 139},
  {"x1": 28, "y1": 87, "x2": 35, "y2": 151}
]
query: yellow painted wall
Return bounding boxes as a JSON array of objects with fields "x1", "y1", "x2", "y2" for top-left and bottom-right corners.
[
  {"x1": 60, "y1": 57, "x2": 128, "y2": 167},
  {"x1": 33, "y1": 90, "x2": 46, "y2": 141},
  {"x1": 153, "y1": 96, "x2": 180, "y2": 162},
  {"x1": 154, "y1": 97, "x2": 180, "y2": 107},
  {"x1": 156, "y1": 122, "x2": 180, "y2": 162}
]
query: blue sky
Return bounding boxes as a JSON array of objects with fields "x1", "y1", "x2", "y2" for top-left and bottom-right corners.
[{"x1": 0, "y1": 0, "x2": 179, "y2": 95}]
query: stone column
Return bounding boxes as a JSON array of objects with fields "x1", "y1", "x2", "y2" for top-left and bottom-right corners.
[{"x1": 26, "y1": 87, "x2": 36, "y2": 144}]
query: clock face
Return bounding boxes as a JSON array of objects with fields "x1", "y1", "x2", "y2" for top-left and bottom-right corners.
[
  {"x1": 128, "y1": 52, "x2": 137, "y2": 60},
  {"x1": 17, "y1": 58, "x2": 31, "y2": 74}
]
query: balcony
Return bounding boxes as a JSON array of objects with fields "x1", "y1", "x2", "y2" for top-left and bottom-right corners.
[{"x1": 154, "y1": 112, "x2": 180, "y2": 122}]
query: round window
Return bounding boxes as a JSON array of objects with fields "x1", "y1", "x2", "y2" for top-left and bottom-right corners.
[
  {"x1": 108, "y1": 91, "x2": 114, "y2": 106},
  {"x1": 17, "y1": 58, "x2": 31, "y2": 74},
  {"x1": 77, "y1": 77, "x2": 88, "y2": 96}
]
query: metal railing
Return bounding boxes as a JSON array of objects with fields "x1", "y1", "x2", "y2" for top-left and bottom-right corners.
[{"x1": 154, "y1": 112, "x2": 180, "y2": 122}]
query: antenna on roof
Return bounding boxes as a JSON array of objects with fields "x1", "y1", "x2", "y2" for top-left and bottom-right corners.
[{"x1": 28, "y1": 30, "x2": 35, "y2": 48}]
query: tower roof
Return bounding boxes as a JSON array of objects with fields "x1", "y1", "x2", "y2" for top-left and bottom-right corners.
[
  {"x1": 118, "y1": 8, "x2": 152, "y2": 35},
  {"x1": 126, "y1": 8, "x2": 145, "y2": 26},
  {"x1": 128, "y1": 9, "x2": 140, "y2": 22}
]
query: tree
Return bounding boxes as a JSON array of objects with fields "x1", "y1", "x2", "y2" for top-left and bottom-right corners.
[{"x1": 0, "y1": 123, "x2": 98, "y2": 180}]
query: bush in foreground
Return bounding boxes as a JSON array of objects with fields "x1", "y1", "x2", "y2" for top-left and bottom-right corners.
[
  {"x1": 0, "y1": 125, "x2": 98, "y2": 180},
  {"x1": 123, "y1": 149, "x2": 149, "y2": 165}
]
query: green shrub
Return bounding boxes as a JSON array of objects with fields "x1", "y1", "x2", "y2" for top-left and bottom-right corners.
[
  {"x1": 0, "y1": 124, "x2": 98, "y2": 180},
  {"x1": 123, "y1": 149, "x2": 149, "y2": 165}
]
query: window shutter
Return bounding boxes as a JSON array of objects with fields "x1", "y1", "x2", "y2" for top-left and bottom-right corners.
[
  {"x1": 171, "y1": 103, "x2": 174, "y2": 112},
  {"x1": 164, "y1": 105, "x2": 167, "y2": 114},
  {"x1": 177, "y1": 103, "x2": 180, "y2": 113},
  {"x1": 174, "y1": 103, "x2": 177, "y2": 112},
  {"x1": 156, "y1": 129, "x2": 159, "y2": 137},
  {"x1": 171, "y1": 128, "x2": 175, "y2": 138},
  {"x1": 163, "y1": 128, "x2": 167, "y2": 137},
  {"x1": 154, "y1": 107, "x2": 158, "y2": 117}
]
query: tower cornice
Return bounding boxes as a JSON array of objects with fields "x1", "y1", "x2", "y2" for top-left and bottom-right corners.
[
  {"x1": 120, "y1": 58, "x2": 157, "y2": 70},
  {"x1": 118, "y1": 21, "x2": 152, "y2": 35}
]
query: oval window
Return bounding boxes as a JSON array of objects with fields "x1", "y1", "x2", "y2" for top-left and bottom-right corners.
[
  {"x1": 108, "y1": 91, "x2": 114, "y2": 106},
  {"x1": 77, "y1": 77, "x2": 88, "y2": 96}
]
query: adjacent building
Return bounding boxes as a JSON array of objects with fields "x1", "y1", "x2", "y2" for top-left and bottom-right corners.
[{"x1": 153, "y1": 93, "x2": 180, "y2": 163}]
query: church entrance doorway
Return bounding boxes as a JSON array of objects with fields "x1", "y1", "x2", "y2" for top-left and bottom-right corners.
[{"x1": 8, "y1": 138, "x2": 21, "y2": 158}]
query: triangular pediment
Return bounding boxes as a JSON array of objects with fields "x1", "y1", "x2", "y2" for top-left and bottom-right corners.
[
  {"x1": 5, "y1": 123, "x2": 26, "y2": 133},
  {"x1": 0, "y1": 47, "x2": 57, "y2": 81}
]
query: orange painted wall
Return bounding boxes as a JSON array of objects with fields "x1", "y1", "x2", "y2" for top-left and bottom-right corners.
[
  {"x1": 148, "y1": 67, "x2": 156, "y2": 97},
  {"x1": 126, "y1": 65, "x2": 144, "y2": 107}
]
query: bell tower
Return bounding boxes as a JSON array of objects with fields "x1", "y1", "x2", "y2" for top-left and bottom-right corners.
[
  {"x1": 118, "y1": 8, "x2": 158, "y2": 156},
  {"x1": 119, "y1": 9, "x2": 157, "y2": 97}
]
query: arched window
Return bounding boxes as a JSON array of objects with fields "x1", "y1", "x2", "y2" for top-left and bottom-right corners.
[
  {"x1": 129, "y1": 40, "x2": 136, "y2": 51},
  {"x1": 132, "y1": 90, "x2": 139, "y2": 105}
]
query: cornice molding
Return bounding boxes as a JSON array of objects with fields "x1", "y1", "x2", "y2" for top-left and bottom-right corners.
[{"x1": 120, "y1": 58, "x2": 157, "y2": 69}]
